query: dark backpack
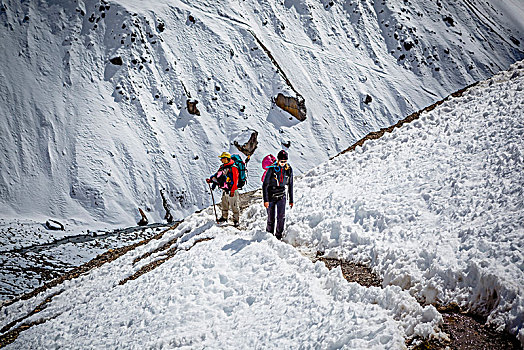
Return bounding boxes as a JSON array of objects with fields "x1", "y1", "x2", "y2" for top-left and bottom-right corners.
[{"x1": 231, "y1": 154, "x2": 247, "y2": 189}]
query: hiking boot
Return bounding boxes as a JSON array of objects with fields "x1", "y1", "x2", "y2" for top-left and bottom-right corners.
[
  {"x1": 233, "y1": 220, "x2": 239, "y2": 227},
  {"x1": 275, "y1": 233, "x2": 282, "y2": 240},
  {"x1": 217, "y1": 217, "x2": 227, "y2": 223}
]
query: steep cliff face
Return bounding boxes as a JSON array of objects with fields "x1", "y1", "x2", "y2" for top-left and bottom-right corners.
[{"x1": 0, "y1": 0, "x2": 523, "y2": 227}]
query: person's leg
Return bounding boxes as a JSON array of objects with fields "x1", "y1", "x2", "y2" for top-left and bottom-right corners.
[
  {"x1": 266, "y1": 201, "x2": 276, "y2": 234},
  {"x1": 231, "y1": 191, "x2": 240, "y2": 224},
  {"x1": 275, "y1": 196, "x2": 287, "y2": 239},
  {"x1": 220, "y1": 192, "x2": 229, "y2": 220}
]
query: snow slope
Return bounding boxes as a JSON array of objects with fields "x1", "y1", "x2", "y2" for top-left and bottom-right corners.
[
  {"x1": 285, "y1": 60, "x2": 524, "y2": 344},
  {"x1": 1, "y1": 0, "x2": 523, "y2": 228},
  {"x1": 1, "y1": 206, "x2": 444, "y2": 349},
  {"x1": 1, "y1": 59, "x2": 523, "y2": 348}
]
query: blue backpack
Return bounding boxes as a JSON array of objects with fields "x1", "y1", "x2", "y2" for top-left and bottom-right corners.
[{"x1": 231, "y1": 154, "x2": 247, "y2": 189}]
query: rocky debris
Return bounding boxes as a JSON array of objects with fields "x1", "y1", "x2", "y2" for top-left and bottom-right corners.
[
  {"x1": 442, "y1": 15, "x2": 454, "y2": 27},
  {"x1": 274, "y1": 93, "x2": 307, "y2": 121},
  {"x1": 437, "y1": 309, "x2": 522, "y2": 350},
  {"x1": 45, "y1": 219, "x2": 64, "y2": 231},
  {"x1": 234, "y1": 131, "x2": 258, "y2": 158},
  {"x1": 410, "y1": 304, "x2": 522, "y2": 349},
  {"x1": 316, "y1": 256, "x2": 382, "y2": 287},
  {"x1": 186, "y1": 99, "x2": 200, "y2": 115},
  {"x1": 137, "y1": 208, "x2": 148, "y2": 226},
  {"x1": 364, "y1": 94, "x2": 373, "y2": 104},
  {"x1": 403, "y1": 40, "x2": 415, "y2": 51},
  {"x1": 109, "y1": 56, "x2": 123, "y2": 65}
]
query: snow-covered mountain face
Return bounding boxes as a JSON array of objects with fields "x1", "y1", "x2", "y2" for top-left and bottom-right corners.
[{"x1": 1, "y1": 0, "x2": 523, "y2": 228}]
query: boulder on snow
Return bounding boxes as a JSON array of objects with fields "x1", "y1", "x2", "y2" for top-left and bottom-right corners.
[
  {"x1": 137, "y1": 208, "x2": 149, "y2": 226},
  {"x1": 186, "y1": 99, "x2": 200, "y2": 115},
  {"x1": 274, "y1": 93, "x2": 307, "y2": 121},
  {"x1": 234, "y1": 131, "x2": 258, "y2": 158},
  {"x1": 45, "y1": 219, "x2": 65, "y2": 231},
  {"x1": 109, "y1": 56, "x2": 123, "y2": 65},
  {"x1": 403, "y1": 41, "x2": 415, "y2": 51},
  {"x1": 442, "y1": 15, "x2": 454, "y2": 27}
]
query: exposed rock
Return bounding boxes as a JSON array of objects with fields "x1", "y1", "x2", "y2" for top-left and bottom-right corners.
[
  {"x1": 186, "y1": 99, "x2": 200, "y2": 115},
  {"x1": 160, "y1": 189, "x2": 174, "y2": 223},
  {"x1": 137, "y1": 208, "x2": 148, "y2": 226},
  {"x1": 274, "y1": 93, "x2": 307, "y2": 121},
  {"x1": 510, "y1": 36, "x2": 520, "y2": 46},
  {"x1": 403, "y1": 41, "x2": 415, "y2": 51},
  {"x1": 443, "y1": 15, "x2": 454, "y2": 27},
  {"x1": 234, "y1": 131, "x2": 258, "y2": 157},
  {"x1": 109, "y1": 56, "x2": 123, "y2": 65},
  {"x1": 45, "y1": 219, "x2": 64, "y2": 231},
  {"x1": 364, "y1": 94, "x2": 373, "y2": 104}
]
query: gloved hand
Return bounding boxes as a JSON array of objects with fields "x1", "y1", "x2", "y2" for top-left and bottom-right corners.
[
  {"x1": 230, "y1": 191, "x2": 235, "y2": 197},
  {"x1": 206, "y1": 178, "x2": 212, "y2": 183},
  {"x1": 289, "y1": 202, "x2": 294, "y2": 208}
]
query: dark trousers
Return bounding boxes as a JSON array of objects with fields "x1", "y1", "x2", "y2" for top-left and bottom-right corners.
[{"x1": 266, "y1": 196, "x2": 286, "y2": 239}]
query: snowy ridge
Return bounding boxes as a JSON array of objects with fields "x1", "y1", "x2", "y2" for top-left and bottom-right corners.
[
  {"x1": 1, "y1": 0, "x2": 523, "y2": 228},
  {"x1": 286, "y1": 60, "x2": 524, "y2": 344}
]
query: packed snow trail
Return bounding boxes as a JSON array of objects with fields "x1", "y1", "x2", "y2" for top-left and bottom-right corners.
[{"x1": 0, "y1": 208, "x2": 444, "y2": 348}]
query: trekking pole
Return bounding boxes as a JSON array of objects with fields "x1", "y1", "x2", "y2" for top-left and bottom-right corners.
[{"x1": 207, "y1": 182, "x2": 219, "y2": 223}]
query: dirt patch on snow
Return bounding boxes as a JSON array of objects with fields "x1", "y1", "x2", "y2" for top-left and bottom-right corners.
[
  {"x1": 312, "y1": 255, "x2": 521, "y2": 350},
  {"x1": 411, "y1": 303, "x2": 523, "y2": 350},
  {"x1": 315, "y1": 256, "x2": 382, "y2": 288}
]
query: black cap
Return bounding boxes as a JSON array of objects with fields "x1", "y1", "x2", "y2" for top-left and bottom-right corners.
[{"x1": 277, "y1": 150, "x2": 288, "y2": 160}]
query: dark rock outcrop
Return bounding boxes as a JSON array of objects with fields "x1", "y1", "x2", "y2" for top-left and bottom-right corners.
[
  {"x1": 45, "y1": 219, "x2": 64, "y2": 231},
  {"x1": 109, "y1": 56, "x2": 123, "y2": 65},
  {"x1": 234, "y1": 131, "x2": 258, "y2": 158},
  {"x1": 274, "y1": 93, "x2": 307, "y2": 121},
  {"x1": 137, "y1": 208, "x2": 148, "y2": 226},
  {"x1": 186, "y1": 99, "x2": 200, "y2": 115}
]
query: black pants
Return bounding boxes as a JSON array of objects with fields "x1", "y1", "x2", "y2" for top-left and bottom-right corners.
[{"x1": 266, "y1": 196, "x2": 286, "y2": 239}]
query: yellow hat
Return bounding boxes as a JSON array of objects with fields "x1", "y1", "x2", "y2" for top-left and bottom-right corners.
[{"x1": 218, "y1": 152, "x2": 231, "y2": 159}]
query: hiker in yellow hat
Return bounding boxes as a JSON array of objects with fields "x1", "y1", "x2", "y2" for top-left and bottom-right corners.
[{"x1": 206, "y1": 152, "x2": 240, "y2": 226}]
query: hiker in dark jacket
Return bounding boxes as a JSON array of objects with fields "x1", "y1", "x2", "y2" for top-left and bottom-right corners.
[
  {"x1": 262, "y1": 150, "x2": 293, "y2": 240},
  {"x1": 207, "y1": 152, "x2": 240, "y2": 227}
]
